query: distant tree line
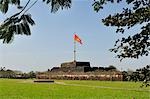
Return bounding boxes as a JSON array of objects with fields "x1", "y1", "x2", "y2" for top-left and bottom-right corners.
[
  {"x1": 0, "y1": 67, "x2": 36, "y2": 79},
  {"x1": 122, "y1": 65, "x2": 150, "y2": 87},
  {"x1": 1, "y1": 65, "x2": 149, "y2": 87}
]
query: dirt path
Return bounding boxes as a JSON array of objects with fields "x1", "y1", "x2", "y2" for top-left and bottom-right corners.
[{"x1": 55, "y1": 81, "x2": 150, "y2": 92}]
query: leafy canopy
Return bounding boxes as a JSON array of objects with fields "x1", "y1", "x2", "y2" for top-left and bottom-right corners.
[
  {"x1": 0, "y1": 0, "x2": 150, "y2": 60},
  {"x1": 93, "y1": 0, "x2": 150, "y2": 60},
  {"x1": 0, "y1": 0, "x2": 71, "y2": 43}
]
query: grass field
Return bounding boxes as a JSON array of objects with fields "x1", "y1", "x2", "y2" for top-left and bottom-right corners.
[{"x1": 0, "y1": 79, "x2": 149, "y2": 99}]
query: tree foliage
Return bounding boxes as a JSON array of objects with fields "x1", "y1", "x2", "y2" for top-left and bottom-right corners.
[
  {"x1": 43, "y1": 0, "x2": 71, "y2": 13},
  {"x1": 93, "y1": 0, "x2": 150, "y2": 60},
  {"x1": 127, "y1": 65, "x2": 150, "y2": 87},
  {"x1": 0, "y1": 0, "x2": 71, "y2": 43},
  {"x1": 1, "y1": 0, "x2": 149, "y2": 60},
  {"x1": 0, "y1": 67, "x2": 36, "y2": 79}
]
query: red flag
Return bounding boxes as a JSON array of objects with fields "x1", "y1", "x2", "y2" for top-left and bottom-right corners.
[{"x1": 74, "y1": 34, "x2": 82, "y2": 44}]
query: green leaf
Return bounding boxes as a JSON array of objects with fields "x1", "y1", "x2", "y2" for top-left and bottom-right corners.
[
  {"x1": 43, "y1": 0, "x2": 71, "y2": 13},
  {"x1": 24, "y1": 14, "x2": 35, "y2": 25},
  {"x1": 2, "y1": 26, "x2": 14, "y2": 43},
  {"x1": 10, "y1": 0, "x2": 20, "y2": 5},
  {"x1": 23, "y1": 22, "x2": 31, "y2": 35},
  {"x1": 0, "y1": 0, "x2": 9, "y2": 13},
  {"x1": 20, "y1": 22, "x2": 31, "y2": 35}
]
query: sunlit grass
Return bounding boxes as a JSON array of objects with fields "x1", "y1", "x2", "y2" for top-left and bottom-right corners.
[{"x1": 0, "y1": 79, "x2": 149, "y2": 99}]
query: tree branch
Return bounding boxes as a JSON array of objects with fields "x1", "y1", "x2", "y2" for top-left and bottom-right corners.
[
  {"x1": 1, "y1": 0, "x2": 31, "y2": 27},
  {"x1": 23, "y1": 0, "x2": 38, "y2": 14}
]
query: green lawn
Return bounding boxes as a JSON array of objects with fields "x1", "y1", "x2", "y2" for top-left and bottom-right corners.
[{"x1": 0, "y1": 79, "x2": 149, "y2": 99}]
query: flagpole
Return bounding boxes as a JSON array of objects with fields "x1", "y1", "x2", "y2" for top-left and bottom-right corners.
[{"x1": 74, "y1": 36, "x2": 76, "y2": 62}]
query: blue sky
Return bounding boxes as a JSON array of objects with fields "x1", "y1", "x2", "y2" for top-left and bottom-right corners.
[{"x1": 0, "y1": 0, "x2": 149, "y2": 72}]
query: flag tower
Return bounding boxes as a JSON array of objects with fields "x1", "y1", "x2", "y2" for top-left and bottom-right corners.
[{"x1": 73, "y1": 34, "x2": 82, "y2": 62}]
